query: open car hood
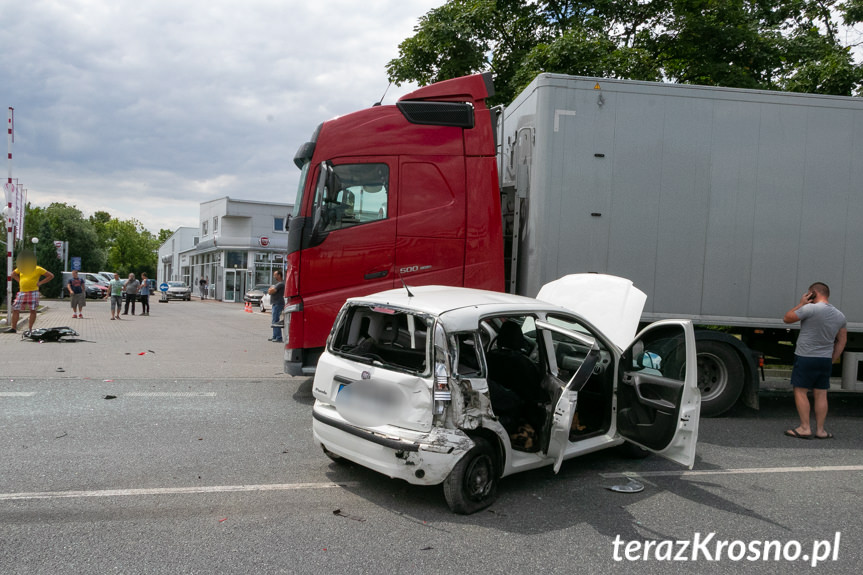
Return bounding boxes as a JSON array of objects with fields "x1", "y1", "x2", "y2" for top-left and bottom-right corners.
[{"x1": 536, "y1": 274, "x2": 647, "y2": 350}]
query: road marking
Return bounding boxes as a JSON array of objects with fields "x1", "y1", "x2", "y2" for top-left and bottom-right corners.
[
  {"x1": 0, "y1": 481, "x2": 360, "y2": 501},
  {"x1": 125, "y1": 392, "x2": 217, "y2": 397},
  {"x1": 600, "y1": 464, "x2": 863, "y2": 479},
  {"x1": 0, "y1": 392, "x2": 36, "y2": 397}
]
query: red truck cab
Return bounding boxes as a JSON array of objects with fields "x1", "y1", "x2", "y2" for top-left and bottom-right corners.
[{"x1": 284, "y1": 73, "x2": 504, "y2": 375}]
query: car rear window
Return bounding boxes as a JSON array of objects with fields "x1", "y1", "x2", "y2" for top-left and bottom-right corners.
[{"x1": 330, "y1": 305, "x2": 431, "y2": 375}]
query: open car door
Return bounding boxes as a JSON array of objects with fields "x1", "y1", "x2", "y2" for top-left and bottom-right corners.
[
  {"x1": 616, "y1": 320, "x2": 700, "y2": 468},
  {"x1": 537, "y1": 320, "x2": 603, "y2": 474}
]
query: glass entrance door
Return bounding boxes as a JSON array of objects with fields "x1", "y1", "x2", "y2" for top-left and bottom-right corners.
[{"x1": 225, "y1": 270, "x2": 238, "y2": 302}]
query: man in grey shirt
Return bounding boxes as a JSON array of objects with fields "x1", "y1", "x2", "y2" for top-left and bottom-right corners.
[
  {"x1": 783, "y1": 282, "x2": 847, "y2": 439},
  {"x1": 123, "y1": 273, "x2": 141, "y2": 316}
]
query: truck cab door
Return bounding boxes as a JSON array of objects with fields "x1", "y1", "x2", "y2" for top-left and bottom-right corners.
[
  {"x1": 616, "y1": 320, "x2": 701, "y2": 468},
  {"x1": 300, "y1": 159, "x2": 397, "y2": 345}
]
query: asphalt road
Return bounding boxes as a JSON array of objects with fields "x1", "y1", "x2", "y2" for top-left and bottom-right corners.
[{"x1": 2, "y1": 300, "x2": 862, "y2": 574}]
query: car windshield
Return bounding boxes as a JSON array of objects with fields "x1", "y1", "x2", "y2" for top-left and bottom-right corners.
[
  {"x1": 330, "y1": 304, "x2": 431, "y2": 375},
  {"x1": 252, "y1": 284, "x2": 270, "y2": 292},
  {"x1": 168, "y1": 282, "x2": 186, "y2": 287}
]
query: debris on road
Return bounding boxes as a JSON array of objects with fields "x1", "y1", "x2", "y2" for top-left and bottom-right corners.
[
  {"x1": 332, "y1": 508, "x2": 365, "y2": 522},
  {"x1": 607, "y1": 478, "x2": 645, "y2": 493}
]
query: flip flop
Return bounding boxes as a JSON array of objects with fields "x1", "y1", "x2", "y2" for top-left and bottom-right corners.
[
  {"x1": 784, "y1": 429, "x2": 812, "y2": 439},
  {"x1": 814, "y1": 433, "x2": 834, "y2": 439}
]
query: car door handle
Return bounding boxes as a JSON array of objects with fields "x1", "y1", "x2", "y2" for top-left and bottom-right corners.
[
  {"x1": 364, "y1": 271, "x2": 388, "y2": 280},
  {"x1": 623, "y1": 373, "x2": 676, "y2": 411}
]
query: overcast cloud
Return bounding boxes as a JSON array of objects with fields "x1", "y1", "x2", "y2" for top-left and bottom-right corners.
[{"x1": 1, "y1": 0, "x2": 445, "y2": 232}]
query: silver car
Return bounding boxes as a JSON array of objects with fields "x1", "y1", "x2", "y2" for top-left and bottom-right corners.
[{"x1": 165, "y1": 281, "x2": 192, "y2": 301}]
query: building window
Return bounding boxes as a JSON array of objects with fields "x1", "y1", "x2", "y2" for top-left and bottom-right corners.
[
  {"x1": 213, "y1": 216, "x2": 219, "y2": 233},
  {"x1": 274, "y1": 217, "x2": 286, "y2": 232},
  {"x1": 226, "y1": 251, "x2": 248, "y2": 269},
  {"x1": 193, "y1": 236, "x2": 199, "y2": 246},
  {"x1": 202, "y1": 221, "x2": 208, "y2": 236}
]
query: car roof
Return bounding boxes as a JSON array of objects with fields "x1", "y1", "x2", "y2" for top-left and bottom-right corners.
[{"x1": 346, "y1": 285, "x2": 573, "y2": 332}]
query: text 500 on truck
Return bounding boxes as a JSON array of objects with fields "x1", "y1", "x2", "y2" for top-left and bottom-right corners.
[{"x1": 284, "y1": 72, "x2": 863, "y2": 416}]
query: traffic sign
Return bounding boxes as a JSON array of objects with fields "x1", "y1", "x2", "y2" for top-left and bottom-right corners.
[{"x1": 159, "y1": 282, "x2": 169, "y2": 292}]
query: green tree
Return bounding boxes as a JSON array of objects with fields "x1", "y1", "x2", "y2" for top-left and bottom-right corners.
[
  {"x1": 388, "y1": 0, "x2": 863, "y2": 101},
  {"x1": 89, "y1": 210, "x2": 113, "y2": 251},
  {"x1": 158, "y1": 228, "x2": 173, "y2": 244},
  {"x1": 387, "y1": 0, "x2": 546, "y2": 104},
  {"x1": 105, "y1": 218, "x2": 158, "y2": 279},
  {"x1": 17, "y1": 203, "x2": 107, "y2": 298}
]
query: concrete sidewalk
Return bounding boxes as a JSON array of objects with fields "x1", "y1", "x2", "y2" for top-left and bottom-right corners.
[{"x1": 0, "y1": 298, "x2": 291, "y2": 380}]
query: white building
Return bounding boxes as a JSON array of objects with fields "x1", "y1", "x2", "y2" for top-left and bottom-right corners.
[
  {"x1": 157, "y1": 226, "x2": 198, "y2": 285},
  {"x1": 157, "y1": 197, "x2": 292, "y2": 301}
]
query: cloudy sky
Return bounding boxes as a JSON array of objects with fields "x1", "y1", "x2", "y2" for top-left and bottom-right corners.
[{"x1": 1, "y1": 0, "x2": 445, "y2": 233}]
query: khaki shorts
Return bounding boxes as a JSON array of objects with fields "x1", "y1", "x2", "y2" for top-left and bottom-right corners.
[{"x1": 70, "y1": 292, "x2": 86, "y2": 308}]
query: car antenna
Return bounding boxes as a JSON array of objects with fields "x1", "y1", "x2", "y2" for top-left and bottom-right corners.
[
  {"x1": 373, "y1": 81, "x2": 392, "y2": 107},
  {"x1": 398, "y1": 273, "x2": 415, "y2": 298}
]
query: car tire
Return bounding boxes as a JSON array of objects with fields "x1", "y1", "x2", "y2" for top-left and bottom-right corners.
[
  {"x1": 443, "y1": 437, "x2": 498, "y2": 514},
  {"x1": 322, "y1": 446, "x2": 350, "y2": 465},
  {"x1": 696, "y1": 340, "x2": 744, "y2": 417}
]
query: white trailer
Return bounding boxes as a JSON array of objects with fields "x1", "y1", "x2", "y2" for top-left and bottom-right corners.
[{"x1": 499, "y1": 73, "x2": 863, "y2": 415}]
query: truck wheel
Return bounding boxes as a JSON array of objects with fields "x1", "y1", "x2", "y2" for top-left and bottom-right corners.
[
  {"x1": 696, "y1": 340, "x2": 744, "y2": 417},
  {"x1": 443, "y1": 437, "x2": 498, "y2": 514}
]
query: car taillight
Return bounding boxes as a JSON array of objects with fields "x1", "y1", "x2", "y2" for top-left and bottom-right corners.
[
  {"x1": 433, "y1": 323, "x2": 451, "y2": 416},
  {"x1": 434, "y1": 362, "x2": 452, "y2": 415}
]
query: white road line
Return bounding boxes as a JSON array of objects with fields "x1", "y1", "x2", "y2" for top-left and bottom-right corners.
[
  {"x1": 125, "y1": 392, "x2": 217, "y2": 397},
  {"x1": 0, "y1": 392, "x2": 37, "y2": 397},
  {"x1": 600, "y1": 465, "x2": 863, "y2": 479},
  {"x1": 0, "y1": 482, "x2": 360, "y2": 501}
]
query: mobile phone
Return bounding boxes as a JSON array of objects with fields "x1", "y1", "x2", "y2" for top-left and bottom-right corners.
[{"x1": 807, "y1": 292, "x2": 816, "y2": 301}]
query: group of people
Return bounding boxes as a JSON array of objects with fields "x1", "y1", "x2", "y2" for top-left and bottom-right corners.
[
  {"x1": 2, "y1": 251, "x2": 155, "y2": 330},
  {"x1": 65, "y1": 270, "x2": 151, "y2": 320},
  {"x1": 108, "y1": 272, "x2": 152, "y2": 320}
]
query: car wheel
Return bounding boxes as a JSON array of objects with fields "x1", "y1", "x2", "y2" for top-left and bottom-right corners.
[
  {"x1": 696, "y1": 340, "x2": 744, "y2": 417},
  {"x1": 443, "y1": 437, "x2": 498, "y2": 514},
  {"x1": 322, "y1": 446, "x2": 350, "y2": 465}
]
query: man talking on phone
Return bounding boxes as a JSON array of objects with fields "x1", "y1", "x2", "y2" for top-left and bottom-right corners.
[{"x1": 783, "y1": 282, "x2": 847, "y2": 440}]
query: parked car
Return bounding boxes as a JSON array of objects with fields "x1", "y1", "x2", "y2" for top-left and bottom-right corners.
[
  {"x1": 165, "y1": 281, "x2": 192, "y2": 301},
  {"x1": 259, "y1": 292, "x2": 271, "y2": 313},
  {"x1": 82, "y1": 272, "x2": 109, "y2": 287},
  {"x1": 311, "y1": 274, "x2": 701, "y2": 514},
  {"x1": 84, "y1": 280, "x2": 108, "y2": 299},
  {"x1": 244, "y1": 284, "x2": 271, "y2": 307}
]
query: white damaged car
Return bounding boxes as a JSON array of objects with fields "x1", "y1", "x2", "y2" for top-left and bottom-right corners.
[{"x1": 311, "y1": 274, "x2": 701, "y2": 514}]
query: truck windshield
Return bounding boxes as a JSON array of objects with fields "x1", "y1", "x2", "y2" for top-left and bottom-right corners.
[{"x1": 291, "y1": 160, "x2": 311, "y2": 219}]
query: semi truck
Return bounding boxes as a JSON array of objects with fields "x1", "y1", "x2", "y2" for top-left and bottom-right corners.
[{"x1": 283, "y1": 72, "x2": 863, "y2": 416}]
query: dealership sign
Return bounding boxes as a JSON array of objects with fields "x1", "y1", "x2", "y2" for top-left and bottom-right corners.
[{"x1": 259, "y1": 236, "x2": 270, "y2": 247}]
